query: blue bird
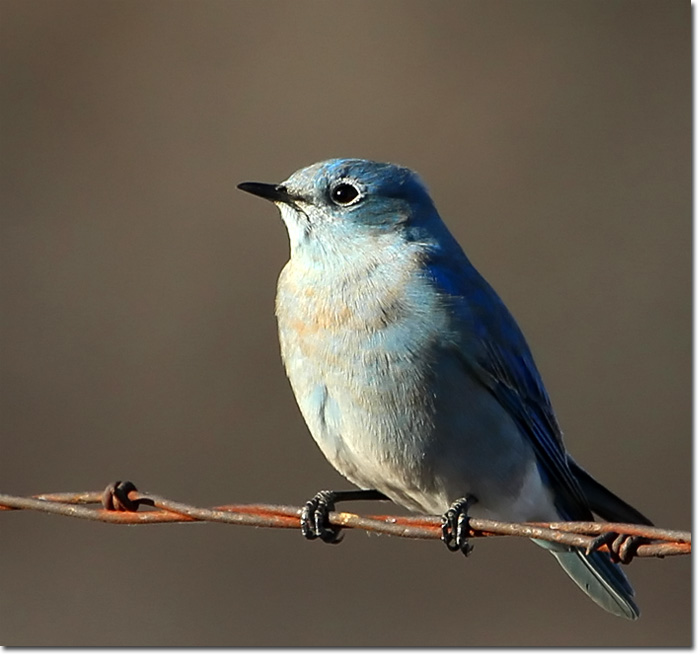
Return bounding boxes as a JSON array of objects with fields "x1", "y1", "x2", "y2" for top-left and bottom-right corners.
[{"x1": 238, "y1": 158, "x2": 651, "y2": 619}]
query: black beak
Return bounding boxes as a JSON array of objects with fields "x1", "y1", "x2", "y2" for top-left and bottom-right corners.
[{"x1": 237, "y1": 181, "x2": 293, "y2": 203}]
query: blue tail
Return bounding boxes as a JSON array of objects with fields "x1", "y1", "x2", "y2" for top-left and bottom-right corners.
[{"x1": 547, "y1": 545, "x2": 639, "y2": 620}]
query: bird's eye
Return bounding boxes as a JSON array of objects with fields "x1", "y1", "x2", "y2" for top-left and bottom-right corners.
[{"x1": 330, "y1": 182, "x2": 361, "y2": 206}]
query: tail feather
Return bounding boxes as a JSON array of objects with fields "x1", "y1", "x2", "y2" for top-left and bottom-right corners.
[
  {"x1": 568, "y1": 458, "x2": 653, "y2": 526},
  {"x1": 548, "y1": 546, "x2": 640, "y2": 620}
]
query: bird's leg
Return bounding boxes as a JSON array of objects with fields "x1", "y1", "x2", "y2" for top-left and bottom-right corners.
[
  {"x1": 301, "y1": 489, "x2": 388, "y2": 544},
  {"x1": 442, "y1": 495, "x2": 477, "y2": 556}
]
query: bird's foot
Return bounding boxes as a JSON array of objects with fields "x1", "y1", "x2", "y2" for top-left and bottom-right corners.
[
  {"x1": 300, "y1": 490, "x2": 344, "y2": 544},
  {"x1": 442, "y1": 495, "x2": 477, "y2": 556},
  {"x1": 585, "y1": 531, "x2": 645, "y2": 564}
]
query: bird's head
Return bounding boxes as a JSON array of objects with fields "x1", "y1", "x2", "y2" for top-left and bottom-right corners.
[{"x1": 238, "y1": 158, "x2": 443, "y2": 255}]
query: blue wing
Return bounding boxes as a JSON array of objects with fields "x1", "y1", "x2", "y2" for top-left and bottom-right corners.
[
  {"x1": 424, "y1": 248, "x2": 593, "y2": 521},
  {"x1": 472, "y1": 337, "x2": 592, "y2": 520}
]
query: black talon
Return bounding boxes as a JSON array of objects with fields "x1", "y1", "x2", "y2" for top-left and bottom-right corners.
[
  {"x1": 301, "y1": 490, "x2": 343, "y2": 543},
  {"x1": 300, "y1": 488, "x2": 389, "y2": 544},
  {"x1": 442, "y1": 495, "x2": 476, "y2": 556}
]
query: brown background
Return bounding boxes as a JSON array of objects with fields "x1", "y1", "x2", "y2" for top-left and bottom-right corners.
[{"x1": 1, "y1": 0, "x2": 691, "y2": 647}]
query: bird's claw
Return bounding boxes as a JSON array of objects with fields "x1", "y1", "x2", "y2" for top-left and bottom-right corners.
[
  {"x1": 442, "y1": 496, "x2": 476, "y2": 556},
  {"x1": 586, "y1": 531, "x2": 645, "y2": 564},
  {"x1": 300, "y1": 490, "x2": 344, "y2": 544}
]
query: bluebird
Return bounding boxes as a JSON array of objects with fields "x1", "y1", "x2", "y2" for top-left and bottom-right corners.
[{"x1": 237, "y1": 158, "x2": 651, "y2": 619}]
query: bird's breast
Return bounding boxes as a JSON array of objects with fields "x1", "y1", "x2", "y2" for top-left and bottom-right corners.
[{"x1": 273, "y1": 250, "x2": 448, "y2": 497}]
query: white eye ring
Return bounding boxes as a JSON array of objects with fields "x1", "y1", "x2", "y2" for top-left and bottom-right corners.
[{"x1": 329, "y1": 180, "x2": 363, "y2": 206}]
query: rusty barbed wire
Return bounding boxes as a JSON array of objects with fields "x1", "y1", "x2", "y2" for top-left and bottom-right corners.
[{"x1": 0, "y1": 485, "x2": 689, "y2": 561}]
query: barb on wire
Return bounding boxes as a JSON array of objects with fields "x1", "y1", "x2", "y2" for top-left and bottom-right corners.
[{"x1": 0, "y1": 483, "x2": 690, "y2": 562}]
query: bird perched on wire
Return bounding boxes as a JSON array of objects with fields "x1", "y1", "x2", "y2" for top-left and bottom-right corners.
[{"x1": 238, "y1": 158, "x2": 651, "y2": 619}]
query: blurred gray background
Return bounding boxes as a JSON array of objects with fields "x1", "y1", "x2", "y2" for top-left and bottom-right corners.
[{"x1": 1, "y1": 0, "x2": 691, "y2": 647}]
